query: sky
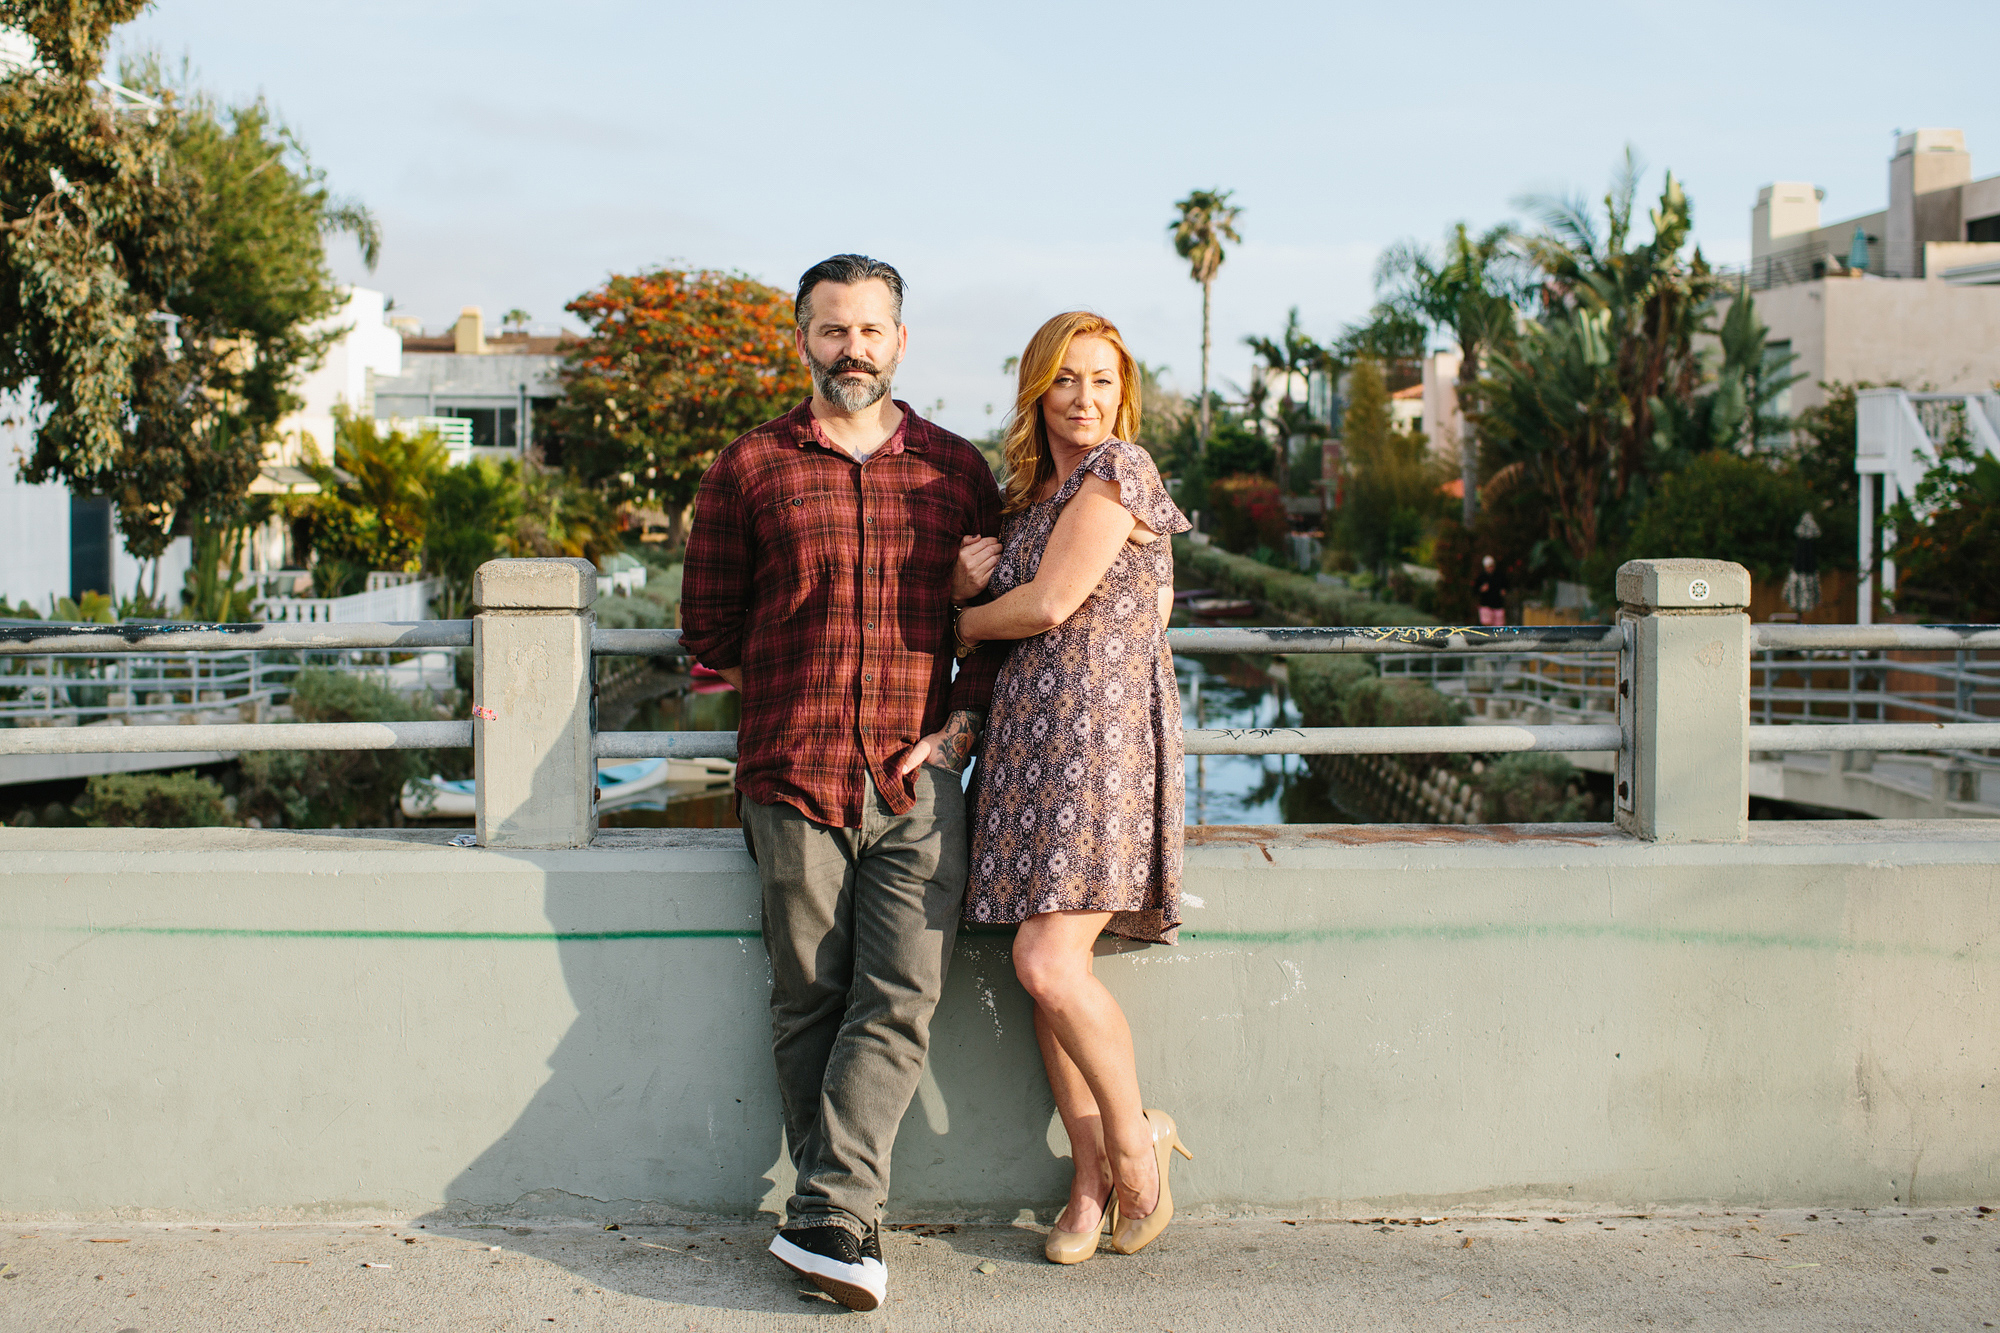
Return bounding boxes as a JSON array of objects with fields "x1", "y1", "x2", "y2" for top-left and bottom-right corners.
[{"x1": 124, "y1": 0, "x2": 2000, "y2": 441}]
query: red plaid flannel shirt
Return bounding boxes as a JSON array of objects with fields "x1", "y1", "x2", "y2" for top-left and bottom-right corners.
[{"x1": 679, "y1": 400, "x2": 1004, "y2": 828}]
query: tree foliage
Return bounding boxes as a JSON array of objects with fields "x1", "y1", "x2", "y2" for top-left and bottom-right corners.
[
  {"x1": 2, "y1": 2, "x2": 198, "y2": 500},
  {"x1": 1244, "y1": 306, "x2": 1333, "y2": 483},
  {"x1": 1477, "y1": 155, "x2": 1728, "y2": 580},
  {"x1": 1169, "y1": 187, "x2": 1242, "y2": 441},
  {"x1": 1623, "y1": 451, "x2": 1817, "y2": 588},
  {"x1": 550, "y1": 267, "x2": 809, "y2": 513},
  {"x1": 2, "y1": 10, "x2": 378, "y2": 566},
  {"x1": 1376, "y1": 220, "x2": 1528, "y2": 522},
  {"x1": 1330, "y1": 303, "x2": 1428, "y2": 390},
  {"x1": 1337, "y1": 357, "x2": 1447, "y2": 575},
  {"x1": 1206, "y1": 473, "x2": 1287, "y2": 556},
  {"x1": 1887, "y1": 417, "x2": 2000, "y2": 623}
]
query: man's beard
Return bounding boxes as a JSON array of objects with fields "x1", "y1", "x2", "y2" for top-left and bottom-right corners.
[{"x1": 806, "y1": 347, "x2": 898, "y2": 412}]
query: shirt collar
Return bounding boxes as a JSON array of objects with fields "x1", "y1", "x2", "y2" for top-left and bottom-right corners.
[{"x1": 783, "y1": 398, "x2": 929, "y2": 457}]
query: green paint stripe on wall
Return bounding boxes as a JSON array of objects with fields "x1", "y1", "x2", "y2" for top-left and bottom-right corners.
[{"x1": 34, "y1": 920, "x2": 1963, "y2": 959}]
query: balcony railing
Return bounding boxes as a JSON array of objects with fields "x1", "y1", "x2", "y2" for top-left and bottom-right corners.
[{"x1": 3, "y1": 558, "x2": 1998, "y2": 844}]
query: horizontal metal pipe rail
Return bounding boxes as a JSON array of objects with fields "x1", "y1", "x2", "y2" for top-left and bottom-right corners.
[
  {"x1": 594, "y1": 722, "x2": 2000, "y2": 762},
  {"x1": 594, "y1": 725, "x2": 1623, "y2": 761},
  {"x1": 1751, "y1": 624, "x2": 2000, "y2": 652},
  {"x1": 1745, "y1": 723, "x2": 2000, "y2": 752},
  {"x1": 0, "y1": 721, "x2": 469, "y2": 756},
  {"x1": 589, "y1": 626, "x2": 1637, "y2": 657},
  {"x1": 0, "y1": 621, "x2": 472, "y2": 653},
  {"x1": 7, "y1": 620, "x2": 1998, "y2": 658}
]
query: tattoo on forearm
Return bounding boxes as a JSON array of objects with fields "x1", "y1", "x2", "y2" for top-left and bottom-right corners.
[{"x1": 930, "y1": 709, "x2": 984, "y2": 774}]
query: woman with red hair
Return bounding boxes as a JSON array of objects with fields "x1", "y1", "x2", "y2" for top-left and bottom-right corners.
[{"x1": 953, "y1": 311, "x2": 1194, "y2": 1264}]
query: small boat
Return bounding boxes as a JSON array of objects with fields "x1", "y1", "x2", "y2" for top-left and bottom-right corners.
[
  {"x1": 1188, "y1": 596, "x2": 1256, "y2": 619},
  {"x1": 400, "y1": 754, "x2": 734, "y2": 819}
]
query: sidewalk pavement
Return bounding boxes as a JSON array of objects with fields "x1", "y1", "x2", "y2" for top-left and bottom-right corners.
[{"x1": 2, "y1": 1206, "x2": 1995, "y2": 1332}]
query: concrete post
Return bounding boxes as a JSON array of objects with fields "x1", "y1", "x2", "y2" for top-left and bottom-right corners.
[
  {"x1": 472, "y1": 558, "x2": 597, "y2": 848},
  {"x1": 1615, "y1": 559, "x2": 1751, "y2": 843}
]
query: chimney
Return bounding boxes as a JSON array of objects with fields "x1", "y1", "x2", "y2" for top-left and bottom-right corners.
[
  {"x1": 1887, "y1": 129, "x2": 1971, "y2": 278},
  {"x1": 1752, "y1": 182, "x2": 1821, "y2": 260},
  {"x1": 454, "y1": 306, "x2": 488, "y2": 355}
]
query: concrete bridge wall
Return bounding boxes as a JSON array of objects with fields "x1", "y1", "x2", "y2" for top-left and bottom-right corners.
[{"x1": 3, "y1": 823, "x2": 1996, "y2": 1222}]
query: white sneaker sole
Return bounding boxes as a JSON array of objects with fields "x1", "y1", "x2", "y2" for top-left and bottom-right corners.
[{"x1": 769, "y1": 1232, "x2": 887, "y2": 1312}]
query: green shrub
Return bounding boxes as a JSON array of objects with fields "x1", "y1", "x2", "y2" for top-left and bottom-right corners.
[
  {"x1": 594, "y1": 584, "x2": 677, "y2": 630},
  {"x1": 1475, "y1": 753, "x2": 1590, "y2": 823},
  {"x1": 238, "y1": 669, "x2": 451, "y2": 829},
  {"x1": 1288, "y1": 654, "x2": 1376, "y2": 728},
  {"x1": 1176, "y1": 537, "x2": 1436, "y2": 629},
  {"x1": 74, "y1": 770, "x2": 237, "y2": 827},
  {"x1": 1624, "y1": 451, "x2": 1817, "y2": 590},
  {"x1": 1337, "y1": 676, "x2": 1464, "y2": 730}
]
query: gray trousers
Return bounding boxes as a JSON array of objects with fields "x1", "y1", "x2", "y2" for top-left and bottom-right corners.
[{"x1": 739, "y1": 766, "x2": 967, "y2": 1236}]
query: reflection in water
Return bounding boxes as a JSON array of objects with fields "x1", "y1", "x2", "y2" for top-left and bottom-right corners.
[
  {"x1": 1176, "y1": 652, "x2": 1352, "y2": 825},
  {"x1": 599, "y1": 676, "x2": 743, "y2": 829}
]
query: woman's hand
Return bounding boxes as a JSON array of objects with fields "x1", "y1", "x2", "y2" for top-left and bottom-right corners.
[
  {"x1": 958, "y1": 475, "x2": 1138, "y2": 643},
  {"x1": 951, "y1": 535, "x2": 1001, "y2": 602}
]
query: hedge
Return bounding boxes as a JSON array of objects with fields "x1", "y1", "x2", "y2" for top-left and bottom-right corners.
[{"x1": 1173, "y1": 537, "x2": 1437, "y2": 629}]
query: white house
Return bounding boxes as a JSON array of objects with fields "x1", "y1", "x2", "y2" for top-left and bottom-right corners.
[{"x1": 1, "y1": 287, "x2": 401, "y2": 614}]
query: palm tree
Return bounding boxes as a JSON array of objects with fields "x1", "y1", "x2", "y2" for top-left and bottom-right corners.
[
  {"x1": 1245, "y1": 306, "x2": 1333, "y2": 484},
  {"x1": 1170, "y1": 188, "x2": 1243, "y2": 449},
  {"x1": 1376, "y1": 221, "x2": 1524, "y2": 524}
]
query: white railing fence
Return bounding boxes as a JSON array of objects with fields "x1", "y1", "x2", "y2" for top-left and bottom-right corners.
[
  {"x1": 4, "y1": 558, "x2": 1999, "y2": 847},
  {"x1": 255, "y1": 576, "x2": 442, "y2": 624}
]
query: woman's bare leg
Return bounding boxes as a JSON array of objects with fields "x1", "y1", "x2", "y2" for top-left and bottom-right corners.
[
  {"x1": 1035, "y1": 1004, "x2": 1111, "y2": 1233},
  {"x1": 1014, "y1": 911, "x2": 1161, "y2": 1222}
]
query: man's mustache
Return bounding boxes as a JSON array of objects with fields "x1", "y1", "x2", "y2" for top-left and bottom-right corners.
[{"x1": 828, "y1": 358, "x2": 882, "y2": 377}]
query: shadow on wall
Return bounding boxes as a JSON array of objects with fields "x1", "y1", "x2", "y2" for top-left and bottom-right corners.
[{"x1": 418, "y1": 877, "x2": 1071, "y2": 1235}]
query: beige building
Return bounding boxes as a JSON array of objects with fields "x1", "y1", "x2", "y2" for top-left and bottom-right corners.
[
  {"x1": 1418, "y1": 350, "x2": 1464, "y2": 464},
  {"x1": 1744, "y1": 129, "x2": 2000, "y2": 415}
]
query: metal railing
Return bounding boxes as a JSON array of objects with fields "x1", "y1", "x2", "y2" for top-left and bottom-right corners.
[
  {"x1": 0, "y1": 621, "x2": 471, "y2": 757},
  {"x1": 585, "y1": 623, "x2": 2000, "y2": 765},
  {"x1": 7, "y1": 619, "x2": 2000, "y2": 766},
  {"x1": 1382, "y1": 625, "x2": 2000, "y2": 773},
  {"x1": 0, "y1": 621, "x2": 463, "y2": 730},
  {"x1": 2, "y1": 555, "x2": 1997, "y2": 842}
]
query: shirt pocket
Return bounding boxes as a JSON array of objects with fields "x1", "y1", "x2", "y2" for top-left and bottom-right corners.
[
  {"x1": 891, "y1": 493, "x2": 963, "y2": 584},
  {"x1": 758, "y1": 490, "x2": 851, "y2": 577}
]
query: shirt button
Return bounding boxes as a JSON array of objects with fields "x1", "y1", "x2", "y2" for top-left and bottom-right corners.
[
  {"x1": 865, "y1": 517, "x2": 873, "y2": 525},
  {"x1": 866, "y1": 567, "x2": 875, "y2": 574},
  {"x1": 864, "y1": 674, "x2": 872, "y2": 682},
  {"x1": 867, "y1": 621, "x2": 874, "y2": 629}
]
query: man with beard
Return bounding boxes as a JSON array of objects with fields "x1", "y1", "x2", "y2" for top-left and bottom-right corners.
[{"x1": 680, "y1": 254, "x2": 1002, "y2": 1311}]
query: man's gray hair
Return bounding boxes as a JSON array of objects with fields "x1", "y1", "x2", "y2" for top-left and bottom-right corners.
[{"x1": 795, "y1": 254, "x2": 905, "y2": 331}]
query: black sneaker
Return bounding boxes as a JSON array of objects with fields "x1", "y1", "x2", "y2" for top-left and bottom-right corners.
[{"x1": 769, "y1": 1224, "x2": 886, "y2": 1312}]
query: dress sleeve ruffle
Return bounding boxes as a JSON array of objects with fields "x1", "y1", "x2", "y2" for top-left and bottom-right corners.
[{"x1": 1073, "y1": 441, "x2": 1192, "y2": 537}]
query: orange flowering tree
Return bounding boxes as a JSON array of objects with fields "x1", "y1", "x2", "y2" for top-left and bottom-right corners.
[{"x1": 550, "y1": 267, "x2": 809, "y2": 512}]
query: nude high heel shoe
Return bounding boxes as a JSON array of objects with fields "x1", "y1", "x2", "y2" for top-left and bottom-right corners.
[
  {"x1": 1044, "y1": 1190, "x2": 1117, "y2": 1264},
  {"x1": 1110, "y1": 1109, "x2": 1193, "y2": 1256}
]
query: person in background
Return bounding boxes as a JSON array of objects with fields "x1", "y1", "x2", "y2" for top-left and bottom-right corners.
[{"x1": 1474, "y1": 554, "x2": 1509, "y2": 628}]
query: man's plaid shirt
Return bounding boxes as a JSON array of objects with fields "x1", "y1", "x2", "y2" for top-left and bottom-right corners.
[{"x1": 679, "y1": 399, "x2": 1004, "y2": 829}]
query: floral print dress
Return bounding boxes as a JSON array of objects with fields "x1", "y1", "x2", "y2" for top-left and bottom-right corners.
[{"x1": 964, "y1": 440, "x2": 1192, "y2": 944}]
